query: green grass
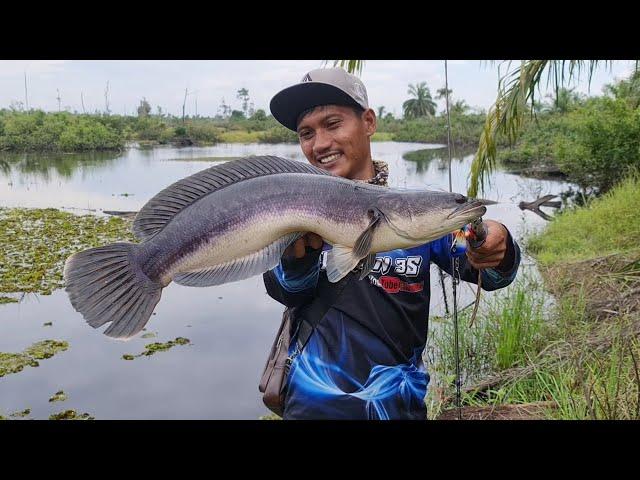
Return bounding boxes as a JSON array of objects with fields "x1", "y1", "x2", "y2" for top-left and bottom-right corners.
[
  {"x1": 430, "y1": 175, "x2": 640, "y2": 419},
  {"x1": 371, "y1": 132, "x2": 395, "y2": 142},
  {"x1": 528, "y1": 174, "x2": 640, "y2": 265},
  {"x1": 426, "y1": 275, "x2": 548, "y2": 409},
  {"x1": 219, "y1": 130, "x2": 264, "y2": 143}
]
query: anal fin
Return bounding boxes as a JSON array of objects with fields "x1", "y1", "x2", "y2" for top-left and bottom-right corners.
[{"x1": 174, "y1": 232, "x2": 303, "y2": 287}]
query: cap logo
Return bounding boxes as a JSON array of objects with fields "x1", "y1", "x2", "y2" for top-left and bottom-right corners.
[
  {"x1": 352, "y1": 82, "x2": 366, "y2": 105},
  {"x1": 301, "y1": 73, "x2": 312, "y2": 82}
]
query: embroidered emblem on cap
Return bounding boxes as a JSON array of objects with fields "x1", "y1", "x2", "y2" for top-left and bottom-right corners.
[
  {"x1": 351, "y1": 82, "x2": 367, "y2": 105},
  {"x1": 301, "y1": 73, "x2": 312, "y2": 82}
]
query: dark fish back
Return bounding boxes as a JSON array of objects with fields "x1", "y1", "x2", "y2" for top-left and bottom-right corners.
[{"x1": 132, "y1": 155, "x2": 330, "y2": 242}]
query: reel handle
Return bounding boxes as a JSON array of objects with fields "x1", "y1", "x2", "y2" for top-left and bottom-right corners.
[{"x1": 468, "y1": 217, "x2": 487, "y2": 249}]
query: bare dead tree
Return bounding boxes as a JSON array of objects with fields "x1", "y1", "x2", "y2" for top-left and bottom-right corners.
[
  {"x1": 104, "y1": 81, "x2": 110, "y2": 115},
  {"x1": 182, "y1": 87, "x2": 188, "y2": 123},
  {"x1": 81, "y1": 91, "x2": 86, "y2": 114},
  {"x1": 24, "y1": 72, "x2": 29, "y2": 112},
  {"x1": 56, "y1": 89, "x2": 62, "y2": 112}
]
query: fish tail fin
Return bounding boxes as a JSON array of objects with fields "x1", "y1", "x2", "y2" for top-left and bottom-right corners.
[{"x1": 63, "y1": 242, "x2": 163, "y2": 340}]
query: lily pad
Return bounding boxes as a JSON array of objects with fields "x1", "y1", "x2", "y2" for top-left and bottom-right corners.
[
  {"x1": 49, "y1": 390, "x2": 67, "y2": 403},
  {"x1": 0, "y1": 207, "x2": 135, "y2": 296},
  {"x1": 0, "y1": 340, "x2": 69, "y2": 378},
  {"x1": 123, "y1": 337, "x2": 191, "y2": 360},
  {"x1": 49, "y1": 409, "x2": 94, "y2": 420},
  {"x1": 10, "y1": 408, "x2": 31, "y2": 418}
]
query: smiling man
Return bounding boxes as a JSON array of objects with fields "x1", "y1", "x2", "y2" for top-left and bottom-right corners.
[{"x1": 262, "y1": 67, "x2": 521, "y2": 420}]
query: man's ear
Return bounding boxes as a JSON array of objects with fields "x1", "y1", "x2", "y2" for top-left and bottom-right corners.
[{"x1": 362, "y1": 108, "x2": 377, "y2": 137}]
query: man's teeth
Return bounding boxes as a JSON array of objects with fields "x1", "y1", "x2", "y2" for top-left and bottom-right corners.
[{"x1": 319, "y1": 154, "x2": 340, "y2": 164}]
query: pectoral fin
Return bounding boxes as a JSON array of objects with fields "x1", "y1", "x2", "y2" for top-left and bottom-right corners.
[
  {"x1": 326, "y1": 208, "x2": 383, "y2": 283},
  {"x1": 325, "y1": 244, "x2": 360, "y2": 283},
  {"x1": 358, "y1": 253, "x2": 377, "y2": 280},
  {"x1": 353, "y1": 208, "x2": 383, "y2": 258}
]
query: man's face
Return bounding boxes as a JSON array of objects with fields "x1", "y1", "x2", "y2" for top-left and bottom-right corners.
[{"x1": 296, "y1": 104, "x2": 376, "y2": 180}]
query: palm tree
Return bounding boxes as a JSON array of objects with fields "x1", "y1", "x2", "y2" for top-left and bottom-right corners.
[
  {"x1": 435, "y1": 87, "x2": 453, "y2": 101},
  {"x1": 403, "y1": 82, "x2": 437, "y2": 119},
  {"x1": 377, "y1": 106, "x2": 386, "y2": 118},
  {"x1": 331, "y1": 60, "x2": 365, "y2": 76},
  {"x1": 331, "y1": 59, "x2": 629, "y2": 196},
  {"x1": 467, "y1": 60, "x2": 617, "y2": 197},
  {"x1": 451, "y1": 100, "x2": 470, "y2": 115}
]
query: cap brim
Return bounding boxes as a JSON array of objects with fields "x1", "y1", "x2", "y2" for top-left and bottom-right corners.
[{"x1": 270, "y1": 82, "x2": 362, "y2": 132}]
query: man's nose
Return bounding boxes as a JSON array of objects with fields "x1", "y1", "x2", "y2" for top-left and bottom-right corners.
[{"x1": 313, "y1": 129, "x2": 332, "y2": 154}]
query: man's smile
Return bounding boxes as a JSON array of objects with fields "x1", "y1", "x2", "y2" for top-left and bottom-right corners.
[{"x1": 316, "y1": 152, "x2": 342, "y2": 166}]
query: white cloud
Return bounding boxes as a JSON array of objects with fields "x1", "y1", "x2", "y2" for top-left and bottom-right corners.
[{"x1": 0, "y1": 60, "x2": 68, "y2": 77}]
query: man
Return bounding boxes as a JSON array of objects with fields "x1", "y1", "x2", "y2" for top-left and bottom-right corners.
[{"x1": 263, "y1": 67, "x2": 520, "y2": 420}]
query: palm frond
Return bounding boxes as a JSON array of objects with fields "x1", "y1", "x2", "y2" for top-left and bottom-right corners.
[
  {"x1": 330, "y1": 60, "x2": 365, "y2": 76},
  {"x1": 467, "y1": 60, "x2": 611, "y2": 197}
]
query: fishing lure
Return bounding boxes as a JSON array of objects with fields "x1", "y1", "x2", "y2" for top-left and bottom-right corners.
[{"x1": 450, "y1": 219, "x2": 487, "y2": 257}]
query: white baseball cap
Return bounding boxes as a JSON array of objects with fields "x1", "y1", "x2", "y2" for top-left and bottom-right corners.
[{"x1": 270, "y1": 67, "x2": 369, "y2": 132}]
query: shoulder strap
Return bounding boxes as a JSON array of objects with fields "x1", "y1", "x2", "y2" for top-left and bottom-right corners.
[{"x1": 295, "y1": 271, "x2": 355, "y2": 351}]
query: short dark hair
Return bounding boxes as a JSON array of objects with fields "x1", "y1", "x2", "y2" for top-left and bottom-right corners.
[{"x1": 296, "y1": 103, "x2": 365, "y2": 130}]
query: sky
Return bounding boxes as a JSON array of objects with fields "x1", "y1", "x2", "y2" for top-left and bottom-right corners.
[{"x1": 0, "y1": 60, "x2": 636, "y2": 118}]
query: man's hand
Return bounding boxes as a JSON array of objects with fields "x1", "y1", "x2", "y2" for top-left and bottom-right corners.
[
  {"x1": 284, "y1": 233, "x2": 324, "y2": 259},
  {"x1": 466, "y1": 219, "x2": 509, "y2": 270}
]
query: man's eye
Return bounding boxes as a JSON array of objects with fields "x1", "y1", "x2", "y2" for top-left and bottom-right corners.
[
  {"x1": 299, "y1": 131, "x2": 312, "y2": 140},
  {"x1": 327, "y1": 121, "x2": 341, "y2": 128}
]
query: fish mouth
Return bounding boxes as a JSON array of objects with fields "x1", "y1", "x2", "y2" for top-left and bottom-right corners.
[{"x1": 447, "y1": 200, "x2": 487, "y2": 219}]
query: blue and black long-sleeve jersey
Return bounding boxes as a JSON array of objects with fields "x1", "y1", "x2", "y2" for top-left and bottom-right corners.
[{"x1": 263, "y1": 228, "x2": 520, "y2": 420}]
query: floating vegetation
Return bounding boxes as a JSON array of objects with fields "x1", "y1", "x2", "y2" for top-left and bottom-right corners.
[
  {"x1": 49, "y1": 410, "x2": 94, "y2": 420},
  {"x1": 0, "y1": 207, "x2": 135, "y2": 296},
  {"x1": 43, "y1": 322, "x2": 53, "y2": 327},
  {"x1": 10, "y1": 408, "x2": 31, "y2": 418},
  {"x1": 49, "y1": 390, "x2": 67, "y2": 403},
  {"x1": 122, "y1": 337, "x2": 191, "y2": 360},
  {"x1": 0, "y1": 296, "x2": 18, "y2": 304},
  {"x1": 141, "y1": 332, "x2": 156, "y2": 339},
  {"x1": 0, "y1": 340, "x2": 69, "y2": 378},
  {"x1": 259, "y1": 413, "x2": 282, "y2": 420}
]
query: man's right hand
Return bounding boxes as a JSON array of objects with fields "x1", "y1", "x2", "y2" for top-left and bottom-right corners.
[{"x1": 284, "y1": 233, "x2": 324, "y2": 259}]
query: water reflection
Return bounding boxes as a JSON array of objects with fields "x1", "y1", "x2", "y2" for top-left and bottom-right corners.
[
  {"x1": 0, "y1": 142, "x2": 574, "y2": 419},
  {"x1": 0, "y1": 151, "x2": 121, "y2": 182},
  {"x1": 402, "y1": 146, "x2": 476, "y2": 174}
]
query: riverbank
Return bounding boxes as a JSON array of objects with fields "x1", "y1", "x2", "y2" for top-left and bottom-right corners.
[
  {"x1": 0, "y1": 110, "x2": 483, "y2": 153},
  {"x1": 430, "y1": 174, "x2": 640, "y2": 419}
]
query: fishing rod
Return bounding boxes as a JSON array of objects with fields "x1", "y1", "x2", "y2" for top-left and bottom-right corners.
[{"x1": 443, "y1": 60, "x2": 463, "y2": 421}]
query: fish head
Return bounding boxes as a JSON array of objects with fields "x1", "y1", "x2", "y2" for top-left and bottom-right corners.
[{"x1": 376, "y1": 189, "x2": 487, "y2": 241}]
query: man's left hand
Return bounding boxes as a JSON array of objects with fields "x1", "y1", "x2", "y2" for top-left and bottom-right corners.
[{"x1": 466, "y1": 219, "x2": 509, "y2": 270}]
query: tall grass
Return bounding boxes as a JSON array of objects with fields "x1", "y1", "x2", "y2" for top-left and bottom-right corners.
[
  {"x1": 426, "y1": 275, "x2": 548, "y2": 410},
  {"x1": 528, "y1": 174, "x2": 640, "y2": 265}
]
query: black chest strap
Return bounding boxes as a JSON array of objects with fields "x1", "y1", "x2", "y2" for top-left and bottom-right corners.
[{"x1": 294, "y1": 271, "x2": 355, "y2": 352}]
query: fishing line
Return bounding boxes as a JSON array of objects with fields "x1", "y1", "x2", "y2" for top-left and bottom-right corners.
[{"x1": 443, "y1": 59, "x2": 463, "y2": 421}]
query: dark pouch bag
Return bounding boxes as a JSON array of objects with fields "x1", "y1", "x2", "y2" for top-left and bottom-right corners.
[
  {"x1": 258, "y1": 306, "x2": 295, "y2": 417},
  {"x1": 259, "y1": 272, "x2": 354, "y2": 417}
]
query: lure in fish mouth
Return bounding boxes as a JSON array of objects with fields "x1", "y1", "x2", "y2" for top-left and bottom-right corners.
[
  {"x1": 447, "y1": 200, "x2": 486, "y2": 219},
  {"x1": 63, "y1": 155, "x2": 484, "y2": 340}
]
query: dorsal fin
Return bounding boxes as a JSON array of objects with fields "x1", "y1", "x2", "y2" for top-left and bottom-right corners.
[{"x1": 132, "y1": 155, "x2": 330, "y2": 241}]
